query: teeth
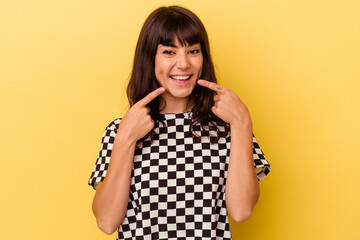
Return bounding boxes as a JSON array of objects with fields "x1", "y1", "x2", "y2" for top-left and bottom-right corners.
[{"x1": 171, "y1": 75, "x2": 191, "y2": 80}]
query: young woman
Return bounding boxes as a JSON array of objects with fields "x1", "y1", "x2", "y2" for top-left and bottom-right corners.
[{"x1": 88, "y1": 5, "x2": 271, "y2": 240}]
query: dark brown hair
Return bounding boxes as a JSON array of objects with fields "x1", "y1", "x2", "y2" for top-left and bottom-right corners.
[{"x1": 127, "y1": 5, "x2": 230, "y2": 143}]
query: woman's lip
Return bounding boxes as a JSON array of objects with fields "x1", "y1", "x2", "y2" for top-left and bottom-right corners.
[
  {"x1": 170, "y1": 75, "x2": 192, "y2": 80},
  {"x1": 171, "y1": 75, "x2": 192, "y2": 86}
]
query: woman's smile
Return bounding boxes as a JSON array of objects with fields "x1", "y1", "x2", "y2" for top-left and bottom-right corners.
[{"x1": 170, "y1": 74, "x2": 193, "y2": 86}]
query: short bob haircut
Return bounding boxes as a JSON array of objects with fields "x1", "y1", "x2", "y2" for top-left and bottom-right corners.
[{"x1": 127, "y1": 5, "x2": 229, "y2": 143}]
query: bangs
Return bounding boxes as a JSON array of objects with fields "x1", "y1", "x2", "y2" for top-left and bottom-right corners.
[{"x1": 158, "y1": 12, "x2": 202, "y2": 46}]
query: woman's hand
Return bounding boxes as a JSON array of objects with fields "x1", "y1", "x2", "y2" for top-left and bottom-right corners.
[
  {"x1": 119, "y1": 87, "x2": 165, "y2": 144},
  {"x1": 198, "y1": 79, "x2": 252, "y2": 130}
]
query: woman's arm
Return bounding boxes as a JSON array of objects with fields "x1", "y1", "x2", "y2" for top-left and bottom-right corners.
[
  {"x1": 92, "y1": 87, "x2": 165, "y2": 234},
  {"x1": 92, "y1": 131, "x2": 136, "y2": 234},
  {"x1": 225, "y1": 123, "x2": 260, "y2": 222},
  {"x1": 197, "y1": 79, "x2": 260, "y2": 222}
]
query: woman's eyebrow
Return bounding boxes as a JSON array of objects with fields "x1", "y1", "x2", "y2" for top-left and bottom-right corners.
[
  {"x1": 161, "y1": 43, "x2": 178, "y2": 48},
  {"x1": 160, "y1": 43, "x2": 200, "y2": 48}
]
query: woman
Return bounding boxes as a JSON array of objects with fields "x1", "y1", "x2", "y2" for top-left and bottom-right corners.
[{"x1": 88, "y1": 5, "x2": 271, "y2": 239}]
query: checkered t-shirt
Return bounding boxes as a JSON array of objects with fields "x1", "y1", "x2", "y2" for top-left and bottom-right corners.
[{"x1": 88, "y1": 112, "x2": 271, "y2": 240}]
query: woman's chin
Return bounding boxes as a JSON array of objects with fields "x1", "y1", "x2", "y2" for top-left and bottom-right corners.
[{"x1": 167, "y1": 89, "x2": 193, "y2": 99}]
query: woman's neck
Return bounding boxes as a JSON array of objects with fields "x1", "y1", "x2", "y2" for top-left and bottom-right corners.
[{"x1": 159, "y1": 95, "x2": 194, "y2": 114}]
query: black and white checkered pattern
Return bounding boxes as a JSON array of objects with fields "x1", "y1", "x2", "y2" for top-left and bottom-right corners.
[{"x1": 88, "y1": 112, "x2": 271, "y2": 240}]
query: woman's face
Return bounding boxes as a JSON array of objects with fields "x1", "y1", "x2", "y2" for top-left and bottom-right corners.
[{"x1": 154, "y1": 38, "x2": 203, "y2": 102}]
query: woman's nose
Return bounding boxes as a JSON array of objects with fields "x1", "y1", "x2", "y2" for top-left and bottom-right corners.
[{"x1": 176, "y1": 52, "x2": 190, "y2": 69}]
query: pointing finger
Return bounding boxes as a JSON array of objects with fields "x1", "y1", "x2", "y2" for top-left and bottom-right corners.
[
  {"x1": 137, "y1": 87, "x2": 165, "y2": 106},
  {"x1": 197, "y1": 79, "x2": 224, "y2": 93}
]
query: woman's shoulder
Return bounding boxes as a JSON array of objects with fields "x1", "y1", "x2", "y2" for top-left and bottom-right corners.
[{"x1": 104, "y1": 118, "x2": 122, "y2": 133}]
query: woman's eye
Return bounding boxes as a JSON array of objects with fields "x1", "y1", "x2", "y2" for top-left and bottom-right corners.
[
  {"x1": 189, "y1": 49, "x2": 200, "y2": 54},
  {"x1": 163, "y1": 50, "x2": 174, "y2": 55}
]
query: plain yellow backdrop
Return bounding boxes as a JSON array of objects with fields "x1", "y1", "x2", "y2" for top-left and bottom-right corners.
[{"x1": 1, "y1": 0, "x2": 359, "y2": 239}]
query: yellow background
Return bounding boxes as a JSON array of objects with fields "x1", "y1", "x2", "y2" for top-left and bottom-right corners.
[{"x1": 1, "y1": 0, "x2": 359, "y2": 239}]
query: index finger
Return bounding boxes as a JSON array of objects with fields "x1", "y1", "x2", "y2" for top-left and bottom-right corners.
[
  {"x1": 197, "y1": 79, "x2": 224, "y2": 92},
  {"x1": 137, "y1": 87, "x2": 165, "y2": 106}
]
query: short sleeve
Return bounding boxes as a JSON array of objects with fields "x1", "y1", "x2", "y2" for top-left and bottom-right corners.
[
  {"x1": 252, "y1": 133, "x2": 271, "y2": 181},
  {"x1": 88, "y1": 118, "x2": 121, "y2": 190}
]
